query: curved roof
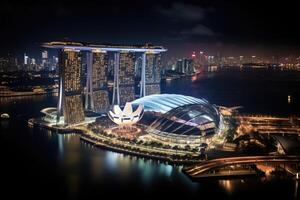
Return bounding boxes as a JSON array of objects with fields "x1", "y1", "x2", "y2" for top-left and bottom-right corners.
[
  {"x1": 149, "y1": 103, "x2": 220, "y2": 136},
  {"x1": 131, "y1": 94, "x2": 210, "y2": 114},
  {"x1": 41, "y1": 107, "x2": 57, "y2": 116},
  {"x1": 132, "y1": 94, "x2": 220, "y2": 136}
]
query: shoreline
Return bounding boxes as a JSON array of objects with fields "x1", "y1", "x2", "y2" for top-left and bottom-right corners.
[{"x1": 28, "y1": 118, "x2": 202, "y2": 165}]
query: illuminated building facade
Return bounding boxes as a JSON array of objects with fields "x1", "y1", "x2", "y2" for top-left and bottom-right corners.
[
  {"x1": 85, "y1": 50, "x2": 110, "y2": 113},
  {"x1": 184, "y1": 58, "x2": 195, "y2": 75},
  {"x1": 57, "y1": 49, "x2": 85, "y2": 125},
  {"x1": 143, "y1": 53, "x2": 162, "y2": 95},
  {"x1": 176, "y1": 58, "x2": 194, "y2": 74},
  {"x1": 112, "y1": 52, "x2": 136, "y2": 106},
  {"x1": 43, "y1": 41, "x2": 167, "y2": 112},
  {"x1": 119, "y1": 52, "x2": 135, "y2": 105}
]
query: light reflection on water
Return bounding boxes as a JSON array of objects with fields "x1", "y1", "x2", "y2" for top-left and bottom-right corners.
[
  {"x1": 1, "y1": 69, "x2": 300, "y2": 198},
  {"x1": 219, "y1": 180, "x2": 234, "y2": 194},
  {"x1": 105, "y1": 151, "x2": 119, "y2": 170},
  {"x1": 58, "y1": 134, "x2": 64, "y2": 160},
  {"x1": 51, "y1": 131, "x2": 199, "y2": 191},
  {"x1": 295, "y1": 180, "x2": 299, "y2": 199}
]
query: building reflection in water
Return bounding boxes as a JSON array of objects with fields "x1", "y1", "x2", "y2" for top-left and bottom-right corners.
[
  {"x1": 295, "y1": 180, "x2": 299, "y2": 199},
  {"x1": 45, "y1": 130, "x2": 53, "y2": 140},
  {"x1": 191, "y1": 75, "x2": 197, "y2": 82},
  {"x1": 34, "y1": 125, "x2": 201, "y2": 194},
  {"x1": 158, "y1": 164, "x2": 173, "y2": 177},
  {"x1": 105, "y1": 151, "x2": 121, "y2": 171},
  {"x1": 89, "y1": 151, "x2": 103, "y2": 179},
  {"x1": 58, "y1": 134, "x2": 64, "y2": 160},
  {"x1": 61, "y1": 134, "x2": 82, "y2": 199},
  {"x1": 0, "y1": 120, "x2": 9, "y2": 129},
  {"x1": 104, "y1": 150, "x2": 177, "y2": 186},
  {"x1": 138, "y1": 158, "x2": 155, "y2": 185}
]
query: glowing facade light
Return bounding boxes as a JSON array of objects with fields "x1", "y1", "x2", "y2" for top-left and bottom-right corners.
[{"x1": 192, "y1": 51, "x2": 196, "y2": 58}]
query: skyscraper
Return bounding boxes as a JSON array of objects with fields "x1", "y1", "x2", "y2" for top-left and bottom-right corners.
[
  {"x1": 145, "y1": 53, "x2": 162, "y2": 95},
  {"x1": 114, "y1": 51, "x2": 136, "y2": 106},
  {"x1": 24, "y1": 53, "x2": 29, "y2": 65},
  {"x1": 43, "y1": 41, "x2": 167, "y2": 108},
  {"x1": 42, "y1": 50, "x2": 48, "y2": 59},
  {"x1": 176, "y1": 59, "x2": 184, "y2": 73},
  {"x1": 85, "y1": 50, "x2": 110, "y2": 113},
  {"x1": 58, "y1": 49, "x2": 85, "y2": 125},
  {"x1": 183, "y1": 58, "x2": 194, "y2": 75},
  {"x1": 41, "y1": 50, "x2": 48, "y2": 69}
]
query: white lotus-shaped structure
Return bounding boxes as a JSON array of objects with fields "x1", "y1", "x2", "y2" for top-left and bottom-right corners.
[{"x1": 108, "y1": 102, "x2": 144, "y2": 126}]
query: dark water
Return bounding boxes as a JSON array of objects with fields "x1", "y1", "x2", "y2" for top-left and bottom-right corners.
[{"x1": 1, "y1": 69, "x2": 300, "y2": 200}]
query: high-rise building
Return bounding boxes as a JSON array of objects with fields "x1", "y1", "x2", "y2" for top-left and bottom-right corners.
[
  {"x1": 176, "y1": 59, "x2": 184, "y2": 73},
  {"x1": 43, "y1": 41, "x2": 167, "y2": 108},
  {"x1": 85, "y1": 50, "x2": 110, "y2": 113},
  {"x1": 176, "y1": 58, "x2": 194, "y2": 74},
  {"x1": 57, "y1": 49, "x2": 85, "y2": 125},
  {"x1": 92, "y1": 51, "x2": 110, "y2": 112},
  {"x1": 145, "y1": 53, "x2": 162, "y2": 95},
  {"x1": 41, "y1": 50, "x2": 49, "y2": 69},
  {"x1": 197, "y1": 51, "x2": 208, "y2": 67},
  {"x1": 42, "y1": 50, "x2": 48, "y2": 59},
  {"x1": 24, "y1": 53, "x2": 29, "y2": 65},
  {"x1": 0, "y1": 57, "x2": 8, "y2": 72},
  {"x1": 31, "y1": 58, "x2": 36, "y2": 65},
  {"x1": 114, "y1": 51, "x2": 136, "y2": 106},
  {"x1": 183, "y1": 58, "x2": 194, "y2": 75},
  {"x1": 0, "y1": 53, "x2": 18, "y2": 72},
  {"x1": 119, "y1": 52, "x2": 136, "y2": 106}
]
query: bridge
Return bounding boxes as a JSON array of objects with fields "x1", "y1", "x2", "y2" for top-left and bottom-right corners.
[{"x1": 183, "y1": 155, "x2": 300, "y2": 179}]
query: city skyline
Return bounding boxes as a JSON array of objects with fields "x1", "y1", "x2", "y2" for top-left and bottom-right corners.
[
  {"x1": 1, "y1": 0, "x2": 300, "y2": 57},
  {"x1": 1, "y1": 1, "x2": 300, "y2": 199}
]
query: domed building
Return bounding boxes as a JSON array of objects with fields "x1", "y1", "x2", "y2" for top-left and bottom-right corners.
[{"x1": 132, "y1": 94, "x2": 223, "y2": 147}]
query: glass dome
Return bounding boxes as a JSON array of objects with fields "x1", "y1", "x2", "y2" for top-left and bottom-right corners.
[
  {"x1": 131, "y1": 94, "x2": 210, "y2": 114},
  {"x1": 132, "y1": 94, "x2": 220, "y2": 137}
]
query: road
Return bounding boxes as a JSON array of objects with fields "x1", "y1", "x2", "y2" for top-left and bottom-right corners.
[{"x1": 184, "y1": 155, "x2": 300, "y2": 178}]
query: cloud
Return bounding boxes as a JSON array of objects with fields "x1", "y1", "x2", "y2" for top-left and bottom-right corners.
[
  {"x1": 181, "y1": 24, "x2": 215, "y2": 36},
  {"x1": 158, "y1": 2, "x2": 205, "y2": 21}
]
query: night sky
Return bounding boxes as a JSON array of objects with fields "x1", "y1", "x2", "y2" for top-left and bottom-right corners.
[{"x1": 1, "y1": 0, "x2": 300, "y2": 58}]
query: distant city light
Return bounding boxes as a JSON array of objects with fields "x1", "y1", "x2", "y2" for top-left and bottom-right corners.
[{"x1": 192, "y1": 51, "x2": 196, "y2": 58}]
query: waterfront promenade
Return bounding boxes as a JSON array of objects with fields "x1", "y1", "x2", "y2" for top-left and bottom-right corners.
[{"x1": 28, "y1": 118, "x2": 202, "y2": 164}]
